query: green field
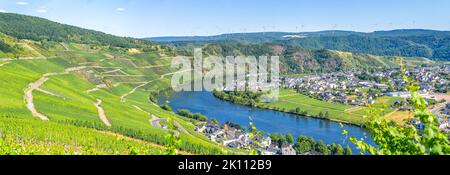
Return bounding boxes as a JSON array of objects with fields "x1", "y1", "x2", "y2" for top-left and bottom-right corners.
[
  {"x1": 0, "y1": 116, "x2": 167, "y2": 155},
  {"x1": 0, "y1": 40, "x2": 241, "y2": 155},
  {"x1": 259, "y1": 89, "x2": 399, "y2": 125}
]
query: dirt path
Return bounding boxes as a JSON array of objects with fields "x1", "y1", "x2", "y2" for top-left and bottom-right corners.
[
  {"x1": 137, "y1": 64, "x2": 171, "y2": 69},
  {"x1": 24, "y1": 66, "x2": 87, "y2": 121},
  {"x1": 383, "y1": 109, "x2": 399, "y2": 118},
  {"x1": 133, "y1": 105, "x2": 161, "y2": 127},
  {"x1": 94, "y1": 99, "x2": 112, "y2": 127},
  {"x1": 1, "y1": 55, "x2": 48, "y2": 63},
  {"x1": 24, "y1": 76, "x2": 50, "y2": 120},
  {"x1": 113, "y1": 82, "x2": 147, "y2": 87},
  {"x1": 85, "y1": 84, "x2": 108, "y2": 94},
  {"x1": 36, "y1": 88, "x2": 60, "y2": 97},
  {"x1": 173, "y1": 121, "x2": 192, "y2": 137},
  {"x1": 101, "y1": 74, "x2": 145, "y2": 78},
  {"x1": 344, "y1": 106, "x2": 364, "y2": 113},
  {"x1": 20, "y1": 43, "x2": 45, "y2": 58},
  {"x1": 0, "y1": 58, "x2": 13, "y2": 61},
  {"x1": 17, "y1": 57, "x2": 47, "y2": 60},
  {"x1": 0, "y1": 61, "x2": 10, "y2": 67},
  {"x1": 60, "y1": 42, "x2": 70, "y2": 51},
  {"x1": 120, "y1": 69, "x2": 191, "y2": 102},
  {"x1": 101, "y1": 69, "x2": 121, "y2": 74},
  {"x1": 89, "y1": 66, "x2": 122, "y2": 69}
]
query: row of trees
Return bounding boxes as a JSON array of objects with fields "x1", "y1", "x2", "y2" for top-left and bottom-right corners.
[
  {"x1": 213, "y1": 90, "x2": 264, "y2": 107},
  {"x1": 176, "y1": 109, "x2": 208, "y2": 122},
  {"x1": 269, "y1": 133, "x2": 352, "y2": 155}
]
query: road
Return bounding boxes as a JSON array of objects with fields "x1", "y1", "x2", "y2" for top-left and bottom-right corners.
[{"x1": 133, "y1": 105, "x2": 192, "y2": 137}]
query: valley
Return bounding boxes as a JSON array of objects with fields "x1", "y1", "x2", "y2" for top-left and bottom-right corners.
[
  {"x1": 0, "y1": 13, "x2": 241, "y2": 155},
  {"x1": 0, "y1": 12, "x2": 449, "y2": 155}
]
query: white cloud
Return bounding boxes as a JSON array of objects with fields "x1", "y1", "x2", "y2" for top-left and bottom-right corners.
[
  {"x1": 16, "y1": 2, "x2": 29, "y2": 5},
  {"x1": 116, "y1": 7, "x2": 125, "y2": 12},
  {"x1": 0, "y1": 9, "x2": 6, "y2": 13},
  {"x1": 36, "y1": 6, "x2": 47, "y2": 13},
  {"x1": 36, "y1": 9, "x2": 47, "y2": 13}
]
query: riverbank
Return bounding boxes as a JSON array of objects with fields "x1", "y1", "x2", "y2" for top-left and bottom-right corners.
[
  {"x1": 213, "y1": 89, "x2": 400, "y2": 126},
  {"x1": 161, "y1": 91, "x2": 374, "y2": 152}
]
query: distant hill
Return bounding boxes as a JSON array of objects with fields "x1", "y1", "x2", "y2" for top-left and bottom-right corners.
[
  {"x1": 147, "y1": 29, "x2": 450, "y2": 61},
  {"x1": 147, "y1": 32, "x2": 292, "y2": 43},
  {"x1": 0, "y1": 13, "x2": 151, "y2": 48},
  {"x1": 175, "y1": 42, "x2": 431, "y2": 74}
]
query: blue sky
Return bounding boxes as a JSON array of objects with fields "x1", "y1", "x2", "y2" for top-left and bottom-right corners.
[{"x1": 1, "y1": 0, "x2": 450, "y2": 37}]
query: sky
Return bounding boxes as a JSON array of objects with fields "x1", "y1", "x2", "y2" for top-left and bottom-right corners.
[{"x1": 1, "y1": 0, "x2": 450, "y2": 38}]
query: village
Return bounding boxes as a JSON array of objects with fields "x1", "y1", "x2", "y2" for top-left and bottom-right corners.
[
  {"x1": 281, "y1": 65, "x2": 450, "y2": 132},
  {"x1": 194, "y1": 64, "x2": 450, "y2": 153},
  {"x1": 282, "y1": 65, "x2": 449, "y2": 106},
  {"x1": 194, "y1": 121, "x2": 297, "y2": 155}
]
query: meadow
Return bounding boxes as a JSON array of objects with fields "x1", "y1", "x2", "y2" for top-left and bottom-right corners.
[{"x1": 259, "y1": 89, "x2": 400, "y2": 125}]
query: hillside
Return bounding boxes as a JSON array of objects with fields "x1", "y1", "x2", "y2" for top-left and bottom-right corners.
[
  {"x1": 172, "y1": 42, "x2": 432, "y2": 74},
  {"x1": 0, "y1": 117, "x2": 169, "y2": 155},
  {"x1": 148, "y1": 29, "x2": 450, "y2": 61},
  {"x1": 0, "y1": 13, "x2": 152, "y2": 48},
  {"x1": 0, "y1": 13, "x2": 240, "y2": 155}
]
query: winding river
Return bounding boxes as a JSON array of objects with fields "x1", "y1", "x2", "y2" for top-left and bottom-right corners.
[{"x1": 160, "y1": 91, "x2": 374, "y2": 152}]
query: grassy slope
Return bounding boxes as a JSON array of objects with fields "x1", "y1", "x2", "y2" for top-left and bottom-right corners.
[
  {"x1": 259, "y1": 89, "x2": 399, "y2": 125},
  {"x1": 0, "y1": 40, "x2": 239, "y2": 155},
  {"x1": 0, "y1": 117, "x2": 166, "y2": 155}
]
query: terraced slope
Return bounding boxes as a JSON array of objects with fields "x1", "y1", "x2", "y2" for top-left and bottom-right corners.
[
  {"x1": 0, "y1": 42, "x2": 239, "y2": 154},
  {"x1": 0, "y1": 15, "x2": 238, "y2": 155},
  {"x1": 0, "y1": 117, "x2": 168, "y2": 155}
]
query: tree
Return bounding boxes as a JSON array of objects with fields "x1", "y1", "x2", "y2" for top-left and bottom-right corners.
[
  {"x1": 324, "y1": 111, "x2": 330, "y2": 119},
  {"x1": 193, "y1": 113, "x2": 208, "y2": 121},
  {"x1": 270, "y1": 133, "x2": 287, "y2": 147},
  {"x1": 161, "y1": 101, "x2": 172, "y2": 112},
  {"x1": 344, "y1": 146, "x2": 353, "y2": 155},
  {"x1": 286, "y1": 133, "x2": 294, "y2": 144},
  {"x1": 294, "y1": 136, "x2": 318, "y2": 155},
  {"x1": 210, "y1": 118, "x2": 219, "y2": 125},
  {"x1": 315, "y1": 140, "x2": 328, "y2": 155},
  {"x1": 336, "y1": 145, "x2": 344, "y2": 155}
]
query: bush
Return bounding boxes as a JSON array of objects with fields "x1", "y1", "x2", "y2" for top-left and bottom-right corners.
[{"x1": 176, "y1": 109, "x2": 208, "y2": 122}]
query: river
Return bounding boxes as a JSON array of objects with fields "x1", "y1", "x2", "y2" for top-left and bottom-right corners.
[{"x1": 160, "y1": 91, "x2": 374, "y2": 152}]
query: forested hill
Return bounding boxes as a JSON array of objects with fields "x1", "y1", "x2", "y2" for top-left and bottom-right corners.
[
  {"x1": 177, "y1": 42, "x2": 432, "y2": 74},
  {"x1": 148, "y1": 29, "x2": 450, "y2": 61},
  {"x1": 0, "y1": 13, "x2": 150, "y2": 48}
]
